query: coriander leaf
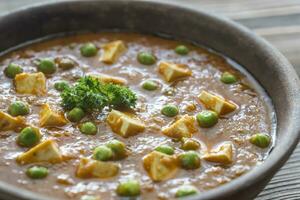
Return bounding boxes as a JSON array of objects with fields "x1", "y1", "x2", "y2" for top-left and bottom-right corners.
[
  {"x1": 102, "y1": 83, "x2": 137, "y2": 108},
  {"x1": 60, "y1": 76, "x2": 137, "y2": 112},
  {"x1": 61, "y1": 76, "x2": 108, "y2": 112}
]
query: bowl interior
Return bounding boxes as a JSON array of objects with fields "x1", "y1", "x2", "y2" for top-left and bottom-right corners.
[{"x1": 0, "y1": 1, "x2": 299, "y2": 200}]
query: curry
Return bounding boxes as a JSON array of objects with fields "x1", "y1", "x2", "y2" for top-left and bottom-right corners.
[{"x1": 0, "y1": 33, "x2": 275, "y2": 200}]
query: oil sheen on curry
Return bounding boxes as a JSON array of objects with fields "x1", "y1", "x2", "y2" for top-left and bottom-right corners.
[{"x1": 0, "y1": 33, "x2": 275, "y2": 200}]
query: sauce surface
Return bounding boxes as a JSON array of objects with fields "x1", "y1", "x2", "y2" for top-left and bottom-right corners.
[{"x1": 0, "y1": 33, "x2": 275, "y2": 200}]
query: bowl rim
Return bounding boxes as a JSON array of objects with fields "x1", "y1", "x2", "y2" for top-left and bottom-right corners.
[{"x1": 0, "y1": 1, "x2": 299, "y2": 200}]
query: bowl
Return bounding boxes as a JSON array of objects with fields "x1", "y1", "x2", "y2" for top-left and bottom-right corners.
[{"x1": 0, "y1": 1, "x2": 299, "y2": 200}]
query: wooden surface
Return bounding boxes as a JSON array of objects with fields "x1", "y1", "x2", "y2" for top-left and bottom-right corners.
[{"x1": 0, "y1": 0, "x2": 300, "y2": 199}]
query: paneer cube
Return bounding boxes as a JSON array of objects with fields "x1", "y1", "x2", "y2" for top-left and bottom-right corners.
[
  {"x1": 158, "y1": 61, "x2": 192, "y2": 82},
  {"x1": 198, "y1": 91, "x2": 237, "y2": 115},
  {"x1": 90, "y1": 73, "x2": 127, "y2": 85},
  {"x1": 203, "y1": 143, "x2": 233, "y2": 165},
  {"x1": 17, "y1": 140, "x2": 63, "y2": 165},
  {"x1": 15, "y1": 72, "x2": 46, "y2": 95},
  {"x1": 76, "y1": 157, "x2": 119, "y2": 179},
  {"x1": 107, "y1": 109, "x2": 145, "y2": 138},
  {"x1": 100, "y1": 40, "x2": 126, "y2": 64},
  {"x1": 0, "y1": 111, "x2": 26, "y2": 132},
  {"x1": 162, "y1": 115, "x2": 196, "y2": 139},
  {"x1": 143, "y1": 151, "x2": 178, "y2": 182},
  {"x1": 39, "y1": 104, "x2": 68, "y2": 127}
]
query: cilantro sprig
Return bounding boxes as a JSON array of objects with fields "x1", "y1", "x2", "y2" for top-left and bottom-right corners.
[{"x1": 61, "y1": 76, "x2": 137, "y2": 112}]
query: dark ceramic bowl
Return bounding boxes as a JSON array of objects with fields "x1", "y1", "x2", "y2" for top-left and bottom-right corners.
[{"x1": 0, "y1": 1, "x2": 299, "y2": 200}]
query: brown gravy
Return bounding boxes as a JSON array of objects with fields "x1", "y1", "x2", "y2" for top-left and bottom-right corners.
[{"x1": 0, "y1": 33, "x2": 275, "y2": 200}]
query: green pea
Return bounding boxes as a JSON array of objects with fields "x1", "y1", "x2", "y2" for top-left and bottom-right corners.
[
  {"x1": 116, "y1": 180, "x2": 141, "y2": 197},
  {"x1": 54, "y1": 81, "x2": 69, "y2": 91},
  {"x1": 155, "y1": 145, "x2": 175, "y2": 155},
  {"x1": 181, "y1": 138, "x2": 200, "y2": 151},
  {"x1": 220, "y1": 72, "x2": 237, "y2": 84},
  {"x1": 67, "y1": 107, "x2": 85, "y2": 122},
  {"x1": 37, "y1": 58, "x2": 57, "y2": 74},
  {"x1": 79, "y1": 122, "x2": 97, "y2": 135},
  {"x1": 80, "y1": 195, "x2": 100, "y2": 200},
  {"x1": 175, "y1": 185, "x2": 199, "y2": 198},
  {"x1": 250, "y1": 133, "x2": 271, "y2": 148},
  {"x1": 161, "y1": 104, "x2": 179, "y2": 117},
  {"x1": 4, "y1": 63, "x2": 23, "y2": 78},
  {"x1": 17, "y1": 127, "x2": 41, "y2": 147},
  {"x1": 55, "y1": 57, "x2": 76, "y2": 70},
  {"x1": 93, "y1": 145, "x2": 113, "y2": 161},
  {"x1": 175, "y1": 45, "x2": 189, "y2": 55},
  {"x1": 178, "y1": 151, "x2": 201, "y2": 170},
  {"x1": 8, "y1": 101, "x2": 29, "y2": 116},
  {"x1": 141, "y1": 80, "x2": 158, "y2": 91},
  {"x1": 26, "y1": 166, "x2": 48, "y2": 179},
  {"x1": 137, "y1": 52, "x2": 156, "y2": 65},
  {"x1": 106, "y1": 139, "x2": 127, "y2": 159},
  {"x1": 80, "y1": 43, "x2": 97, "y2": 57},
  {"x1": 196, "y1": 110, "x2": 218, "y2": 128}
]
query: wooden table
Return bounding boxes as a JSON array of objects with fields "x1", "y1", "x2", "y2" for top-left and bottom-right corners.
[{"x1": 1, "y1": 1, "x2": 300, "y2": 199}]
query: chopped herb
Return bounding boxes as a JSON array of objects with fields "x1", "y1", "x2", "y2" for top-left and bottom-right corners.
[
  {"x1": 101, "y1": 83, "x2": 137, "y2": 108},
  {"x1": 61, "y1": 76, "x2": 137, "y2": 112}
]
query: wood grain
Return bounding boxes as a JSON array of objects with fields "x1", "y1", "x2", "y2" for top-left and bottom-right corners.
[{"x1": 0, "y1": 1, "x2": 300, "y2": 200}]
